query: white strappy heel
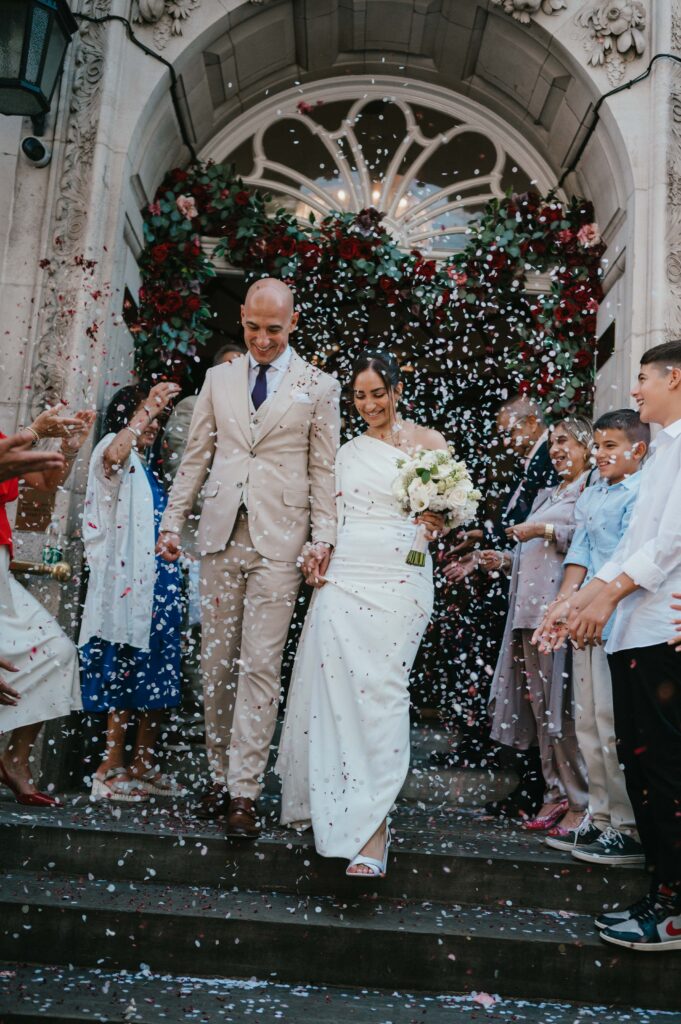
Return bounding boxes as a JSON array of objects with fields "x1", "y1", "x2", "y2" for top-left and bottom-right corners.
[{"x1": 346, "y1": 823, "x2": 392, "y2": 878}]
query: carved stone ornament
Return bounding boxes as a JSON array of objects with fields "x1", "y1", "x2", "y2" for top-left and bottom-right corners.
[
  {"x1": 132, "y1": 0, "x2": 165, "y2": 22},
  {"x1": 666, "y1": 92, "x2": 681, "y2": 337},
  {"x1": 132, "y1": 0, "x2": 200, "y2": 50},
  {"x1": 491, "y1": 0, "x2": 566, "y2": 24},
  {"x1": 31, "y1": 0, "x2": 111, "y2": 414},
  {"x1": 576, "y1": 2, "x2": 646, "y2": 85}
]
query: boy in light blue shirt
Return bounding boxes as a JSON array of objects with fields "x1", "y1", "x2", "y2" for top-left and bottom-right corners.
[{"x1": 534, "y1": 409, "x2": 649, "y2": 863}]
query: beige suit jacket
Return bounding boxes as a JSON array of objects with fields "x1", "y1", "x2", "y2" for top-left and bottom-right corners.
[{"x1": 160, "y1": 350, "x2": 341, "y2": 561}]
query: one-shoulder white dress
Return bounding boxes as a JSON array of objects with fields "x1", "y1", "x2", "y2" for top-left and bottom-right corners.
[{"x1": 277, "y1": 434, "x2": 434, "y2": 859}]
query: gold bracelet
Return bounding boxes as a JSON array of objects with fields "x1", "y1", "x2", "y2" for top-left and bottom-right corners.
[
  {"x1": 125, "y1": 425, "x2": 140, "y2": 441},
  {"x1": 544, "y1": 523, "x2": 555, "y2": 543},
  {"x1": 21, "y1": 426, "x2": 41, "y2": 447},
  {"x1": 61, "y1": 446, "x2": 77, "y2": 460}
]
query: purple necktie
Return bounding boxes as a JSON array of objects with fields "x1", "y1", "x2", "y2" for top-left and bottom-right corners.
[{"x1": 251, "y1": 363, "x2": 269, "y2": 410}]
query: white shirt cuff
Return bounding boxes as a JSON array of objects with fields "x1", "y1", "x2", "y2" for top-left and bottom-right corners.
[
  {"x1": 618, "y1": 552, "x2": 666, "y2": 593},
  {"x1": 595, "y1": 560, "x2": 620, "y2": 584}
]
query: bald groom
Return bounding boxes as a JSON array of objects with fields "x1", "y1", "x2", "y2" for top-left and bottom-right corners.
[{"x1": 157, "y1": 279, "x2": 340, "y2": 837}]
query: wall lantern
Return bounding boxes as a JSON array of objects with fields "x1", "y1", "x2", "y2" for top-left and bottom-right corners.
[{"x1": 0, "y1": 0, "x2": 78, "y2": 118}]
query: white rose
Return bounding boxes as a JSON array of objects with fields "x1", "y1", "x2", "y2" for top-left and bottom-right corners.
[{"x1": 408, "y1": 479, "x2": 436, "y2": 512}]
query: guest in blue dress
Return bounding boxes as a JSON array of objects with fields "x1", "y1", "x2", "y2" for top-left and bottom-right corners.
[{"x1": 79, "y1": 381, "x2": 184, "y2": 802}]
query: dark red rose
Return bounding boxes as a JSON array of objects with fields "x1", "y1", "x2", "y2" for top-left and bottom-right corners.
[
  {"x1": 170, "y1": 169, "x2": 189, "y2": 185},
  {"x1": 183, "y1": 238, "x2": 201, "y2": 259},
  {"x1": 489, "y1": 250, "x2": 508, "y2": 271},
  {"x1": 235, "y1": 190, "x2": 250, "y2": 206},
  {"x1": 539, "y1": 206, "x2": 562, "y2": 224},
  {"x1": 378, "y1": 275, "x2": 395, "y2": 292},
  {"x1": 339, "y1": 238, "x2": 361, "y2": 260},
  {"x1": 185, "y1": 294, "x2": 202, "y2": 313},
  {"x1": 414, "y1": 259, "x2": 437, "y2": 279},
  {"x1": 151, "y1": 243, "x2": 172, "y2": 265},
  {"x1": 157, "y1": 291, "x2": 182, "y2": 314},
  {"x1": 277, "y1": 236, "x2": 297, "y2": 257},
  {"x1": 573, "y1": 348, "x2": 593, "y2": 369}
]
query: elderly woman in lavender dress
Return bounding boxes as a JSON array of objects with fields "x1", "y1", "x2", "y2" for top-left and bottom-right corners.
[{"x1": 483, "y1": 417, "x2": 592, "y2": 838}]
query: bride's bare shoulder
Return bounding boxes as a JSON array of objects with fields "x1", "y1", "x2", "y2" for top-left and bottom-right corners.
[{"x1": 408, "y1": 423, "x2": 448, "y2": 451}]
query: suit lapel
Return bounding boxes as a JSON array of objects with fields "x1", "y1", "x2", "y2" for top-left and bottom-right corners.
[
  {"x1": 254, "y1": 350, "x2": 306, "y2": 445},
  {"x1": 222, "y1": 354, "x2": 250, "y2": 446}
]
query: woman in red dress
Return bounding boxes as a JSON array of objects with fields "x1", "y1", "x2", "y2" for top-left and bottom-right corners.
[{"x1": 0, "y1": 405, "x2": 94, "y2": 804}]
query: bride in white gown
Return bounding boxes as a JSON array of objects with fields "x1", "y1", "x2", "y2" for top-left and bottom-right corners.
[{"x1": 277, "y1": 351, "x2": 448, "y2": 877}]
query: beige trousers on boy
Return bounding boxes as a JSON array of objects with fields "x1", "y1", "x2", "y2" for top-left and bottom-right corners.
[
  {"x1": 199, "y1": 513, "x2": 301, "y2": 800},
  {"x1": 572, "y1": 644, "x2": 638, "y2": 835}
]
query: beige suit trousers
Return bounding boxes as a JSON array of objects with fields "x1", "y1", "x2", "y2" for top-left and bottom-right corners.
[
  {"x1": 572, "y1": 645, "x2": 638, "y2": 835},
  {"x1": 199, "y1": 513, "x2": 301, "y2": 799}
]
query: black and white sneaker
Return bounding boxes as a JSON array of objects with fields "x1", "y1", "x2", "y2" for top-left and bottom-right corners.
[
  {"x1": 571, "y1": 825, "x2": 645, "y2": 866},
  {"x1": 595, "y1": 891, "x2": 657, "y2": 931},
  {"x1": 600, "y1": 888, "x2": 681, "y2": 951},
  {"x1": 544, "y1": 813, "x2": 602, "y2": 852}
]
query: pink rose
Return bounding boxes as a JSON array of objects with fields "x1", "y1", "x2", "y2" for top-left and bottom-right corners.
[
  {"x1": 148, "y1": 202, "x2": 161, "y2": 216},
  {"x1": 176, "y1": 195, "x2": 199, "y2": 220},
  {"x1": 447, "y1": 268, "x2": 468, "y2": 286},
  {"x1": 577, "y1": 222, "x2": 601, "y2": 248}
]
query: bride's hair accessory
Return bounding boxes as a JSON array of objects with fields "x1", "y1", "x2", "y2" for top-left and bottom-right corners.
[{"x1": 350, "y1": 349, "x2": 401, "y2": 393}]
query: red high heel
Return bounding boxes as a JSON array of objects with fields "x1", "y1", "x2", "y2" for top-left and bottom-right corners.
[
  {"x1": 0, "y1": 761, "x2": 61, "y2": 807},
  {"x1": 523, "y1": 798, "x2": 568, "y2": 832}
]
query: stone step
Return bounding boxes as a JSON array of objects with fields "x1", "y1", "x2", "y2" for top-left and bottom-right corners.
[
  {"x1": 0, "y1": 804, "x2": 644, "y2": 913},
  {"x1": 1, "y1": 870, "x2": 679, "y2": 1011},
  {"x1": 2, "y1": 965, "x2": 677, "y2": 1024}
]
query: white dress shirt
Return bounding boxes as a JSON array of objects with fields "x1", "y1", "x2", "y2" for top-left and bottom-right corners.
[
  {"x1": 596, "y1": 417, "x2": 681, "y2": 653},
  {"x1": 248, "y1": 345, "x2": 292, "y2": 409}
]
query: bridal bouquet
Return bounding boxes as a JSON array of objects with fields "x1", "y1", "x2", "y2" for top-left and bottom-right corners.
[{"x1": 393, "y1": 447, "x2": 481, "y2": 566}]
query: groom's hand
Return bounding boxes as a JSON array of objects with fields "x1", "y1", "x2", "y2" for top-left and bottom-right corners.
[
  {"x1": 300, "y1": 543, "x2": 331, "y2": 588},
  {"x1": 156, "y1": 530, "x2": 182, "y2": 562}
]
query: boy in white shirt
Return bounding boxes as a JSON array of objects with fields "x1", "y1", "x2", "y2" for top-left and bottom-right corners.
[{"x1": 563, "y1": 340, "x2": 681, "y2": 952}]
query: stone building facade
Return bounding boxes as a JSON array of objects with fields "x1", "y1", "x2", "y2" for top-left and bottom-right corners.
[{"x1": 0, "y1": 0, "x2": 679, "y2": 611}]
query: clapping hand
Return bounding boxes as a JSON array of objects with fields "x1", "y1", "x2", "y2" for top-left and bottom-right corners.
[
  {"x1": 504, "y1": 521, "x2": 544, "y2": 544},
  {"x1": 0, "y1": 658, "x2": 20, "y2": 707},
  {"x1": 146, "y1": 381, "x2": 181, "y2": 418},
  {"x1": 0, "y1": 433, "x2": 65, "y2": 482},
  {"x1": 60, "y1": 409, "x2": 96, "y2": 454},
  {"x1": 531, "y1": 600, "x2": 571, "y2": 653},
  {"x1": 31, "y1": 401, "x2": 85, "y2": 440},
  {"x1": 442, "y1": 551, "x2": 480, "y2": 584},
  {"x1": 450, "y1": 528, "x2": 483, "y2": 554},
  {"x1": 669, "y1": 593, "x2": 681, "y2": 653}
]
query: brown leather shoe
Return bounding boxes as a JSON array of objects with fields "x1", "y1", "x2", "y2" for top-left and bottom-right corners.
[
  {"x1": 194, "y1": 784, "x2": 230, "y2": 820},
  {"x1": 226, "y1": 796, "x2": 260, "y2": 839}
]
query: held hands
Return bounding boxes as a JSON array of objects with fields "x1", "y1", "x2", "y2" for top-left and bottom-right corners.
[
  {"x1": 156, "y1": 530, "x2": 182, "y2": 563},
  {"x1": 300, "y1": 542, "x2": 331, "y2": 588},
  {"x1": 0, "y1": 658, "x2": 20, "y2": 707}
]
